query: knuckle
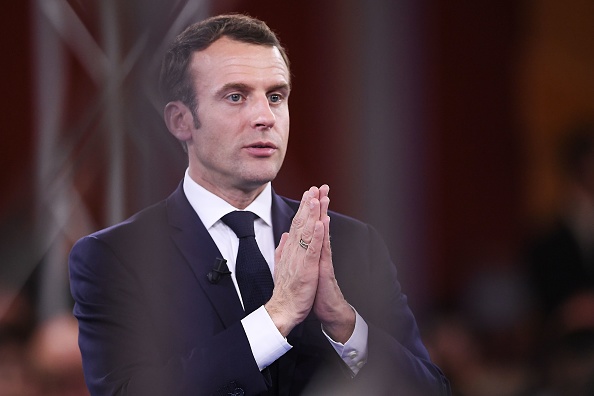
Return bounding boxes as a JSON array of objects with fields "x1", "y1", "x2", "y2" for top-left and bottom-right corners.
[
  {"x1": 300, "y1": 228, "x2": 313, "y2": 241},
  {"x1": 291, "y1": 215, "x2": 305, "y2": 229}
]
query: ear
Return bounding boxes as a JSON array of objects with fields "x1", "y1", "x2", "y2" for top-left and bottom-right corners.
[{"x1": 163, "y1": 101, "x2": 195, "y2": 142}]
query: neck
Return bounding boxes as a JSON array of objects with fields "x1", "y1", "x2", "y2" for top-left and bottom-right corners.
[
  {"x1": 188, "y1": 172, "x2": 267, "y2": 209},
  {"x1": 216, "y1": 187, "x2": 266, "y2": 210}
]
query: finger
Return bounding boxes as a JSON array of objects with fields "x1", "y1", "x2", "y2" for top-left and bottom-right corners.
[
  {"x1": 290, "y1": 187, "x2": 319, "y2": 245},
  {"x1": 274, "y1": 233, "x2": 289, "y2": 277},
  {"x1": 303, "y1": 220, "x2": 324, "y2": 258},
  {"x1": 309, "y1": 185, "x2": 320, "y2": 200},
  {"x1": 275, "y1": 232, "x2": 289, "y2": 259},
  {"x1": 300, "y1": 195, "x2": 320, "y2": 245},
  {"x1": 320, "y1": 215, "x2": 332, "y2": 265},
  {"x1": 319, "y1": 184, "x2": 329, "y2": 200},
  {"x1": 290, "y1": 189, "x2": 313, "y2": 232},
  {"x1": 318, "y1": 185, "x2": 329, "y2": 220},
  {"x1": 320, "y1": 196, "x2": 329, "y2": 220}
]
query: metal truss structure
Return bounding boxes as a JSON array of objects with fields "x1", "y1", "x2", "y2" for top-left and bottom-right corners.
[{"x1": 31, "y1": 0, "x2": 208, "y2": 319}]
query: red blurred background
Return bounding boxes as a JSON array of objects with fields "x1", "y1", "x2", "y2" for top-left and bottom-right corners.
[{"x1": 2, "y1": 1, "x2": 594, "y2": 395}]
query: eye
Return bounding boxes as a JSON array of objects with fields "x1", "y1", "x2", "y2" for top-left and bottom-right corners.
[
  {"x1": 269, "y1": 94, "x2": 282, "y2": 103},
  {"x1": 227, "y1": 93, "x2": 243, "y2": 102}
]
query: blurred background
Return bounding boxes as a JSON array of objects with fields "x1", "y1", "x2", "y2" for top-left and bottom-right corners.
[{"x1": 1, "y1": 0, "x2": 594, "y2": 395}]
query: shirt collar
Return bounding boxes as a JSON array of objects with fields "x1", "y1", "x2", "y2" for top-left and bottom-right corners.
[{"x1": 183, "y1": 169, "x2": 273, "y2": 229}]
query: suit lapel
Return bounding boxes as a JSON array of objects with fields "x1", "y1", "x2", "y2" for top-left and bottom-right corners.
[
  {"x1": 271, "y1": 190, "x2": 296, "y2": 242},
  {"x1": 166, "y1": 183, "x2": 245, "y2": 327}
]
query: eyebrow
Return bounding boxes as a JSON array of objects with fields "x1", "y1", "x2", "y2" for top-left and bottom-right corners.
[{"x1": 215, "y1": 82, "x2": 291, "y2": 98}]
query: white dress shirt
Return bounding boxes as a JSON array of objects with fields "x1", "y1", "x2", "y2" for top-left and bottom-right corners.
[{"x1": 183, "y1": 170, "x2": 368, "y2": 374}]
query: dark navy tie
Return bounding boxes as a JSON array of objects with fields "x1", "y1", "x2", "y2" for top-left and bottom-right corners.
[{"x1": 221, "y1": 211, "x2": 274, "y2": 315}]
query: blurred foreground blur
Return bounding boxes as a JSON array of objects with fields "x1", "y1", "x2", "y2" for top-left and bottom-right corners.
[{"x1": 0, "y1": 291, "x2": 88, "y2": 396}]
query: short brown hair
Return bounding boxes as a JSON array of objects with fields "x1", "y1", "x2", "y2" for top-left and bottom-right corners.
[{"x1": 159, "y1": 14, "x2": 290, "y2": 115}]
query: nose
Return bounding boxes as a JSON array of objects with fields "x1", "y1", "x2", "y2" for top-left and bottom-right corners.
[{"x1": 250, "y1": 96, "x2": 275, "y2": 130}]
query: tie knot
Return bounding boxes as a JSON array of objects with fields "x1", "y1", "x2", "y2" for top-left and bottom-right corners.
[{"x1": 221, "y1": 211, "x2": 257, "y2": 239}]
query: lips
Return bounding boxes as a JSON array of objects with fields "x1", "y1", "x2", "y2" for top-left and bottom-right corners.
[
  {"x1": 247, "y1": 141, "x2": 277, "y2": 149},
  {"x1": 245, "y1": 141, "x2": 278, "y2": 157}
]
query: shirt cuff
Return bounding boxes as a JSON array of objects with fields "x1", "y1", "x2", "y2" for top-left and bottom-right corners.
[
  {"x1": 241, "y1": 306, "x2": 292, "y2": 371},
  {"x1": 322, "y1": 308, "x2": 369, "y2": 376}
]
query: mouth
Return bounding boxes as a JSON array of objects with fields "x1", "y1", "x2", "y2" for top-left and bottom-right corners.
[
  {"x1": 244, "y1": 142, "x2": 278, "y2": 157},
  {"x1": 247, "y1": 142, "x2": 277, "y2": 149}
]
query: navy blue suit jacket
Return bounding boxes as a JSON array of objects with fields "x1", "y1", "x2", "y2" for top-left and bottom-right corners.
[{"x1": 69, "y1": 183, "x2": 450, "y2": 395}]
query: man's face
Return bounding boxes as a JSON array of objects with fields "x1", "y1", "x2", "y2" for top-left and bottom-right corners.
[{"x1": 185, "y1": 37, "x2": 290, "y2": 199}]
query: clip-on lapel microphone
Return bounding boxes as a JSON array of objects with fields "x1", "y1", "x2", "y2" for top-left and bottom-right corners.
[{"x1": 207, "y1": 258, "x2": 231, "y2": 284}]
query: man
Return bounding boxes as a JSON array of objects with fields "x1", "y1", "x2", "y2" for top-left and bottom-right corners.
[{"x1": 69, "y1": 14, "x2": 450, "y2": 396}]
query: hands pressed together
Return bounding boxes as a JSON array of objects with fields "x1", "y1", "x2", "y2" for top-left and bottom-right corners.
[{"x1": 265, "y1": 185, "x2": 356, "y2": 343}]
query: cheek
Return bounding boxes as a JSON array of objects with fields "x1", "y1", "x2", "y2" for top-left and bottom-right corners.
[
  {"x1": 275, "y1": 110, "x2": 290, "y2": 137},
  {"x1": 191, "y1": 127, "x2": 227, "y2": 160},
  {"x1": 280, "y1": 123, "x2": 290, "y2": 148},
  {"x1": 199, "y1": 134, "x2": 231, "y2": 158}
]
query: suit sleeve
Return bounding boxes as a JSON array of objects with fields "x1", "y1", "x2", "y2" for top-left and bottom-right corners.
[
  {"x1": 69, "y1": 235, "x2": 268, "y2": 396},
  {"x1": 329, "y1": 222, "x2": 451, "y2": 395}
]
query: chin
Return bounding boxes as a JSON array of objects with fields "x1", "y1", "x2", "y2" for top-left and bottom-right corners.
[
  {"x1": 242, "y1": 172, "x2": 278, "y2": 189},
  {"x1": 246, "y1": 165, "x2": 280, "y2": 181}
]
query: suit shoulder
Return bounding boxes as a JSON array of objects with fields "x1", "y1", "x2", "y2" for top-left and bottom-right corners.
[{"x1": 84, "y1": 200, "x2": 169, "y2": 245}]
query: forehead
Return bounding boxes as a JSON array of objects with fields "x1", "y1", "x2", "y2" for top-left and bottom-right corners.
[{"x1": 189, "y1": 37, "x2": 290, "y2": 90}]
